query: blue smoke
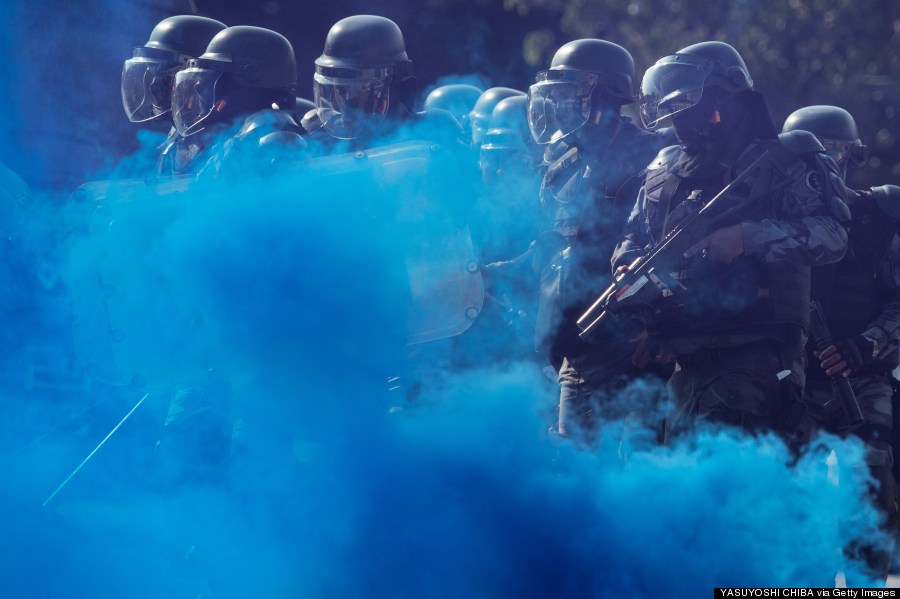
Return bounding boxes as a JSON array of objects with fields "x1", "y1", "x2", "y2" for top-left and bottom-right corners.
[
  {"x1": 0, "y1": 114, "x2": 888, "y2": 598},
  {"x1": 3, "y1": 1, "x2": 169, "y2": 190},
  {"x1": 0, "y1": 0, "x2": 890, "y2": 577}
]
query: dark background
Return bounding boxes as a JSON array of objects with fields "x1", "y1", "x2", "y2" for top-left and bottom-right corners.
[{"x1": 1, "y1": 0, "x2": 897, "y2": 192}]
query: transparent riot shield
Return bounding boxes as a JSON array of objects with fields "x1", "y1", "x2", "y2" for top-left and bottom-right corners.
[
  {"x1": 69, "y1": 142, "x2": 482, "y2": 394},
  {"x1": 68, "y1": 175, "x2": 210, "y2": 392},
  {"x1": 281, "y1": 141, "x2": 484, "y2": 345}
]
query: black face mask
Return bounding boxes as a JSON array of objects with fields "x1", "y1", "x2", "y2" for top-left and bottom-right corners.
[
  {"x1": 671, "y1": 88, "x2": 756, "y2": 180},
  {"x1": 671, "y1": 88, "x2": 722, "y2": 155}
]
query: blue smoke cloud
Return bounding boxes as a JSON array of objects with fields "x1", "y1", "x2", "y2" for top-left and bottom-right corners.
[
  {"x1": 0, "y1": 0, "x2": 891, "y2": 590},
  {"x1": 0, "y1": 114, "x2": 889, "y2": 598}
]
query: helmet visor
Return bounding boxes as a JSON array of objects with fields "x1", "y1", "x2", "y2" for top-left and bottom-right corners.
[
  {"x1": 527, "y1": 71, "x2": 596, "y2": 144},
  {"x1": 172, "y1": 62, "x2": 223, "y2": 137},
  {"x1": 121, "y1": 52, "x2": 178, "y2": 123},
  {"x1": 313, "y1": 71, "x2": 391, "y2": 140},
  {"x1": 640, "y1": 61, "x2": 713, "y2": 129}
]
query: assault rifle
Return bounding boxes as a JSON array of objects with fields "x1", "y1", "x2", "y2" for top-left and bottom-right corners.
[
  {"x1": 809, "y1": 300, "x2": 866, "y2": 427},
  {"x1": 577, "y1": 149, "x2": 778, "y2": 338}
]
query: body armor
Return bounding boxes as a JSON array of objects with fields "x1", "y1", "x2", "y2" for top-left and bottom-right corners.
[{"x1": 641, "y1": 134, "x2": 842, "y2": 344}]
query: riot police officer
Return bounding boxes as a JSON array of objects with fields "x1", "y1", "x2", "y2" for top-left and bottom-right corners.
[
  {"x1": 306, "y1": 15, "x2": 462, "y2": 152},
  {"x1": 423, "y1": 83, "x2": 484, "y2": 133},
  {"x1": 784, "y1": 106, "x2": 869, "y2": 181},
  {"x1": 469, "y1": 87, "x2": 525, "y2": 147},
  {"x1": 784, "y1": 105, "x2": 899, "y2": 579},
  {"x1": 155, "y1": 25, "x2": 305, "y2": 489},
  {"x1": 610, "y1": 42, "x2": 850, "y2": 441},
  {"x1": 171, "y1": 25, "x2": 304, "y2": 176},
  {"x1": 527, "y1": 39, "x2": 672, "y2": 439},
  {"x1": 469, "y1": 96, "x2": 546, "y2": 361},
  {"x1": 476, "y1": 95, "x2": 544, "y2": 261},
  {"x1": 121, "y1": 15, "x2": 227, "y2": 176}
]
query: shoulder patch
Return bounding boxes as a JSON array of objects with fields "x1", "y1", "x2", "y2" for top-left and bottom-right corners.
[{"x1": 805, "y1": 171, "x2": 824, "y2": 194}]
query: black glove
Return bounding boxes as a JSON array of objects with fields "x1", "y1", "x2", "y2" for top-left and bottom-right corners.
[{"x1": 823, "y1": 335, "x2": 878, "y2": 375}]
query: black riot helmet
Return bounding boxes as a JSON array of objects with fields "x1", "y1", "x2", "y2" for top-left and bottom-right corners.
[
  {"x1": 424, "y1": 84, "x2": 484, "y2": 129},
  {"x1": 121, "y1": 15, "x2": 226, "y2": 123},
  {"x1": 782, "y1": 105, "x2": 869, "y2": 176},
  {"x1": 640, "y1": 41, "x2": 753, "y2": 130},
  {"x1": 172, "y1": 26, "x2": 297, "y2": 137},
  {"x1": 528, "y1": 39, "x2": 635, "y2": 144},
  {"x1": 480, "y1": 95, "x2": 541, "y2": 183},
  {"x1": 469, "y1": 87, "x2": 525, "y2": 145},
  {"x1": 482, "y1": 96, "x2": 535, "y2": 154},
  {"x1": 313, "y1": 15, "x2": 416, "y2": 140}
]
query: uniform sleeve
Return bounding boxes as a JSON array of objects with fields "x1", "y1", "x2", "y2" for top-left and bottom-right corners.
[
  {"x1": 861, "y1": 233, "x2": 900, "y2": 356},
  {"x1": 740, "y1": 156, "x2": 849, "y2": 266},
  {"x1": 610, "y1": 185, "x2": 650, "y2": 273}
]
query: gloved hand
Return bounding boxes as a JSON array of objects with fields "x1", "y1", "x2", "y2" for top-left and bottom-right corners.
[{"x1": 814, "y1": 335, "x2": 878, "y2": 377}]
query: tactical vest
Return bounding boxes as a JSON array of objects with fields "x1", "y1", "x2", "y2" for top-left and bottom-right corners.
[
  {"x1": 542, "y1": 118, "x2": 664, "y2": 241},
  {"x1": 811, "y1": 189, "x2": 900, "y2": 374},
  {"x1": 643, "y1": 139, "x2": 815, "y2": 342}
]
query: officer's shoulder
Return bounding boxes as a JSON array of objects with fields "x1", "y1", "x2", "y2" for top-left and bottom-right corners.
[
  {"x1": 869, "y1": 184, "x2": 900, "y2": 221},
  {"x1": 237, "y1": 108, "x2": 302, "y2": 139},
  {"x1": 646, "y1": 144, "x2": 681, "y2": 171},
  {"x1": 545, "y1": 139, "x2": 572, "y2": 163},
  {"x1": 776, "y1": 130, "x2": 826, "y2": 155},
  {"x1": 234, "y1": 109, "x2": 305, "y2": 155},
  {"x1": 416, "y1": 107, "x2": 462, "y2": 128},
  {"x1": 414, "y1": 108, "x2": 465, "y2": 138}
]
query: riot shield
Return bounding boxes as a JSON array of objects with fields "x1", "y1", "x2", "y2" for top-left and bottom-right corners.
[
  {"x1": 69, "y1": 142, "x2": 482, "y2": 394},
  {"x1": 281, "y1": 141, "x2": 484, "y2": 345},
  {"x1": 68, "y1": 175, "x2": 209, "y2": 392}
]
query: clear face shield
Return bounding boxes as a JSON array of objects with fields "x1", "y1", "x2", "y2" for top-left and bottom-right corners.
[
  {"x1": 639, "y1": 57, "x2": 715, "y2": 129},
  {"x1": 171, "y1": 59, "x2": 225, "y2": 137},
  {"x1": 121, "y1": 46, "x2": 186, "y2": 123},
  {"x1": 313, "y1": 66, "x2": 392, "y2": 140},
  {"x1": 527, "y1": 71, "x2": 598, "y2": 145}
]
